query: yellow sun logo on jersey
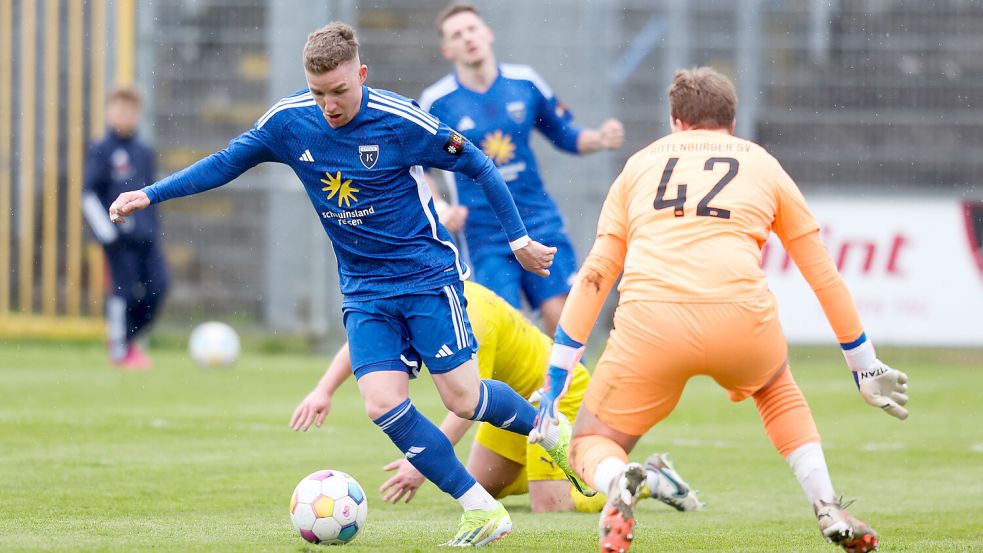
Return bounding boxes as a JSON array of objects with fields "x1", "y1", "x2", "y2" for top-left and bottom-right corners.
[
  {"x1": 321, "y1": 171, "x2": 360, "y2": 207},
  {"x1": 481, "y1": 130, "x2": 516, "y2": 166}
]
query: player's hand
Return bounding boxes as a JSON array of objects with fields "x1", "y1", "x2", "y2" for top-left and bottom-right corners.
[
  {"x1": 380, "y1": 458, "x2": 425, "y2": 504},
  {"x1": 289, "y1": 388, "x2": 332, "y2": 431},
  {"x1": 598, "y1": 118, "x2": 625, "y2": 150},
  {"x1": 529, "y1": 365, "x2": 571, "y2": 444},
  {"x1": 514, "y1": 240, "x2": 556, "y2": 278},
  {"x1": 854, "y1": 361, "x2": 909, "y2": 420},
  {"x1": 108, "y1": 191, "x2": 150, "y2": 223},
  {"x1": 438, "y1": 205, "x2": 468, "y2": 233}
]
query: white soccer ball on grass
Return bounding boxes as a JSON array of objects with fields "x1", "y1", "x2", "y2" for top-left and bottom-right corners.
[{"x1": 188, "y1": 321, "x2": 240, "y2": 368}]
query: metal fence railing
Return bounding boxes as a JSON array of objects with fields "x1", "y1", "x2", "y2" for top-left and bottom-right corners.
[{"x1": 4, "y1": 0, "x2": 982, "y2": 336}]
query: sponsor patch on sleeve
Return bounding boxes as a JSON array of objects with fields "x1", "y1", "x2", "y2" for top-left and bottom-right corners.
[{"x1": 443, "y1": 130, "x2": 466, "y2": 156}]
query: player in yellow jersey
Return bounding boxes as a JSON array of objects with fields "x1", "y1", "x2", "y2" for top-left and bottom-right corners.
[
  {"x1": 529, "y1": 67, "x2": 909, "y2": 552},
  {"x1": 291, "y1": 281, "x2": 702, "y2": 513}
]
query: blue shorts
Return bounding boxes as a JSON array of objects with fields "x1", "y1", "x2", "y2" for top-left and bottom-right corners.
[
  {"x1": 342, "y1": 282, "x2": 477, "y2": 379},
  {"x1": 471, "y1": 237, "x2": 577, "y2": 310}
]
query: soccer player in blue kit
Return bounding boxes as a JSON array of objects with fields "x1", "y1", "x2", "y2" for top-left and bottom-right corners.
[
  {"x1": 420, "y1": 3, "x2": 625, "y2": 335},
  {"x1": 108, "y1": 22, "x2": 592, "y2": 546}
]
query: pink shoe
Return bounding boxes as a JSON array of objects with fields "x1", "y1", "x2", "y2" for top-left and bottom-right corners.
[{"x1": 114, "y1": 343, "x2": 152, "y2": 371}]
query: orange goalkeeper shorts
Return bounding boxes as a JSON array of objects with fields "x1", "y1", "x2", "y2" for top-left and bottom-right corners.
[{"x1": 584, "y1": 296, "x2": 788, "y2": 436}]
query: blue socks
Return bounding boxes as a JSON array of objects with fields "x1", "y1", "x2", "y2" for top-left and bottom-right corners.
[
  {"x1": 373, "y1": 399, "x2": 475, "y2": 499},
  {"x1": 371, "y1": 380, "x2": 537, "y2": 502},
  {"x1": 469, "y1": 379, "x2": 536, "y2": 435}
]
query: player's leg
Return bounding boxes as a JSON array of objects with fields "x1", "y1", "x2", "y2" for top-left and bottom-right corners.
[
  {"x1": 103, "y1": 243, "x2": 143, "y2": 367},
  {"x1": 433, "y1": 354, "x2": 596, "y2": 498},
  {"x1": 392, "y1": 286, "x2": 513, "y2": 545},
  {"x1": 570, "y1": 301, "x2": 698, "y2": 553},
  {"x1": 411, "y1": 282, "x2": 588, "y2": 494},
  {"x1": 528, "y1": 481, "x2": 576, "y2": 513},
  {"x1": 465, "y1": 438, "x2": 524, "y2": 498},
  {"x1": 708, "y1": 299, "x2": 877, "y2": 552},
  {"x1": 473, "y1": 417, "x2": 580, "y2": 513},
  {"x1": 470, "y1": 251, "x2": 523, "y2": 308},
  {"x1": 130, "y1": 240, "x2": 169, "y2": 340},
  {"x1": 523, "y1": 237, "x2": 577, "y2": 336},
  {"x1": 345, "y1": 305, "x2": 492, "y2": 513},
  {"x1": 753, "y1": 368, "x2": 877, "y2": 551},
  {"x1": 410, "y1": 282, "x2": 535, "y2": 435},
  {"x1": 537, "y1": 295, "x2": 566, "y2": 338}
]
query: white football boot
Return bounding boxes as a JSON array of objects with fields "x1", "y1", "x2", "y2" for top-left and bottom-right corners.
[
  {"x1": 643, "y1": 453, "x2": 705, "y2": 512},
  {"x1": 813, "y1": 498, "x2": 879, "y2": 552},
  {"x1": 598, "y1": 462, "x2": 648, "y2": 553}
]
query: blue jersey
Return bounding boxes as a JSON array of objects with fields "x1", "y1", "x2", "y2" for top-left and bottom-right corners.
[
  {"x1": 142, "y1": 86, "x2": 528, "y2": 301},
  {"x1": 84, "y1": 130, "x2": 160, "y2": 245},
  {"x1": 420, "y1": 64, "x2": 581, "y2": 257}
]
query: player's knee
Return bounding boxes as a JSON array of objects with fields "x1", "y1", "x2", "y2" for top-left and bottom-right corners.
[
  {"x1": 441, "y1": 392, "x2": 478, "y2": 420},
  {"x1": 362, "y1": 394, "x2": 407, "y2": 421},
  {"x1": 569, "y1": 435, "x2": 588, "y2": 469},
  {"x1": 529, "y1": 481, "x2": 575, "y2": 513}
]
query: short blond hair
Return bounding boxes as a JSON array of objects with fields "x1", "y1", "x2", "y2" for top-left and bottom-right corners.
[
  {"x1": 436, "y1": 3, "x2": 480, "y2": 37},
  {"x1": 107, "y1": 84, "x2": 142, "y2": 106},
  {"x1": 303, "y1": 22, "x2": 359, "y2": 74},
  {"x1": 668, "y1": 67, "x2": 737, "y2": 129}
]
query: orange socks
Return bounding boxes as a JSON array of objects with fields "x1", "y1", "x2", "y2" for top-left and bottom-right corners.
[
  {"x1": 752, "y1": 368, "x2": 821, "y2": 457},
  {"x1": 570, "y1": 434, "x2": 629, "y2": 491}
]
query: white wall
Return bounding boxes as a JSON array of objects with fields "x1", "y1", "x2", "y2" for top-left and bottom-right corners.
[{"x1": 764, "y1": 197, "x2": 983, "y2": 346}]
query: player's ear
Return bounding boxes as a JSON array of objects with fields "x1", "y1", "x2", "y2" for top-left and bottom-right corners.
[
  {"x1": 358, "y1": 64, "x2": 368, "y2": 85},
  {"x1": 439, "y1": 43, "x2": 453, "y2": 62},
  {"x1": 728, "y1": 118, "x2": 737, "y2": 134}
]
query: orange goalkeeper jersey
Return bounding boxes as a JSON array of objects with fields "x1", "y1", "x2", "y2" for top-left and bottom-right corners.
[{"x1": 597, "y1": 129, "x2": 819, "y2": 303}]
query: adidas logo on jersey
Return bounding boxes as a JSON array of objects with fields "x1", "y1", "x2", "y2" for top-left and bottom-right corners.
[
  {"x1": 299, "y1": 149, "x2": 314, "y2": 162},
  {"x1": 434, "y1": 344, "x2": 454, "y2": 358}
]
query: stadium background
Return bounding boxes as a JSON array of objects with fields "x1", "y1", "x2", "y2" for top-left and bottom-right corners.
[{"x1": 0, "y1": 0, "x2": 981, "y2": 346}]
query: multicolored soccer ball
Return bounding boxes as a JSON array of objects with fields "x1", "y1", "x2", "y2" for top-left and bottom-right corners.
[{"x1": 290, "y1": 470, "x2": 368, "y2": 545}]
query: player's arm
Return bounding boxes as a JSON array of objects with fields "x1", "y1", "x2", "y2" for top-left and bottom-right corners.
[
  {"x1": 530, "y1": 76, "x2": 624, "y2": 155},
  {"x1": 532, "y1": 172, "x2": 630, "y2": 441},
  {"x1": 110, "y1": 127, "x2": 278, "y2": 222},
  {"x1": 290, "y1": 343, "x2": 354, "y2": 431},
  {"x1": 575, "y1": 119, "x2": 625, "y2": 154},
  {"x1": 81, "y1": 144, "x2": 119, "y2": 245},
  {"x1": 774, "y1": 166, "x2": 909, "y2": 420},
  {"x1": 404, "y1": 113, "x2": 555, "y2": 276}
]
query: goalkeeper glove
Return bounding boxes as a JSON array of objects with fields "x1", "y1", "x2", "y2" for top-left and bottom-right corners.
[
  {"x1": 529, "y1": 325, "x2": 583, "y2": 443},
  {"x1": 842, "y1": 333, "x2": 910, "y2": 420}
]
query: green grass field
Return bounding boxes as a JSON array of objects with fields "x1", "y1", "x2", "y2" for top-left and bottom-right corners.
[{"x1": 1, "y1": 342, "x2": 981, "y2": 552}]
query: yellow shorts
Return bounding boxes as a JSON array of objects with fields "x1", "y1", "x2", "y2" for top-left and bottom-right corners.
[
  {"x1": 474, "y1": 363, "x2": 590, "y2": 482},
  {"x1": 585, "y1": 298, "x2": 788, "y2": 436}
]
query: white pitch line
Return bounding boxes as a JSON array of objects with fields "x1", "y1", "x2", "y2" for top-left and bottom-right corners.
[{"x1": 861, "y1": 442, "x2": 906, "y2": 452}]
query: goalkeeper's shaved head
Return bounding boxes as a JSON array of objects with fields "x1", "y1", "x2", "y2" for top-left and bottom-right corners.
[{"x1": 668, "y1": 66, "x2": 737, "y2": 130}]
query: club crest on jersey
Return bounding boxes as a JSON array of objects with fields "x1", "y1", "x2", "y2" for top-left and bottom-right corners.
[
  {"x1": 444, "y1": 131, "x2": 466, "y2": 156},
  {"x1": 506, "y1": 101, "x2": 526, "y2": 123},
  {"x1": 358, "y1": 145, "x2": 379, "y2": 169}
]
